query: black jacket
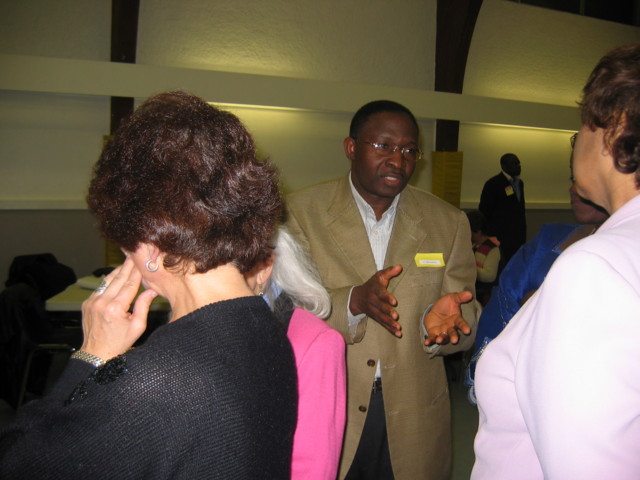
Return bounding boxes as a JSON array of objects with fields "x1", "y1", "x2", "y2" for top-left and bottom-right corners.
[
  {"x1": 479, "y1": 172, "x2": 526, "y2": 263},
  {"x1": 0, "y1": 296, "x2": 297, "y2": 479}
]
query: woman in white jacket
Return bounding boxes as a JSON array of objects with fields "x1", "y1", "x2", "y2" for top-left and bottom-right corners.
[{"x1": 473, "y1": 43, "x2": 640, "y2": 480}]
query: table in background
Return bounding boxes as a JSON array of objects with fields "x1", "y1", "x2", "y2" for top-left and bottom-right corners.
[
  {"x1": 45, "y1": 281, "x2": 171, "y2": 345},
  {"x1": 46, "y1": 283, "x2": 170, "y2": 313}
]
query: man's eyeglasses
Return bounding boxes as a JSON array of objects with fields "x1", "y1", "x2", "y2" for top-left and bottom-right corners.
[{"x1": 356, "y1": 139, "x2": 423, "y2": 162}]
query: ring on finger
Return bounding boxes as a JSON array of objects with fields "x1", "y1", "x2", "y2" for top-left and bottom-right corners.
[{"x1": 95, "y1": 279, "x2": 109, "y2": 295}]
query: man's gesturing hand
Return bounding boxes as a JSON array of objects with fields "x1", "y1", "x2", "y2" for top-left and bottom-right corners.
[
  {"x1": 423, "y1": 291, "x2": 473, "y2": 346},
  {"x1": 350, "y1": 265, "x2": 403, "y2": 337}
]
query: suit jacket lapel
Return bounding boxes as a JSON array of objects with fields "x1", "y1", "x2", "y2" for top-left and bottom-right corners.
[
  {"x1": 326, "y1": 175, "x2": 378, "y2": 284},
  {"x1": 385, "y1": 188, "x2": 425, "y2": 293}
]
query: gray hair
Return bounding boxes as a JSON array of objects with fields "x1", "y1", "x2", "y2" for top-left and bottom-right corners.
[{"x1": 263, "y1": 226, "x2": 332, "y2": 319}]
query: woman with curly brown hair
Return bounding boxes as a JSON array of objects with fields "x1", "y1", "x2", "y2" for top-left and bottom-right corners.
[
  {"x1": 0, "y1": 92, "x2": 298, "y2": 479},
  {"x1": 472, "y1": 44, "x2": 640, "y2": 480}
]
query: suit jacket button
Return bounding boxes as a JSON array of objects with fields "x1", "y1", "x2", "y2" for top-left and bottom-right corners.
[
  {"x1": 358, "y1": 405, "x2": 367, "y2": 412},
  {"x1": 367, "y1": 359, "x2": 375, "y2": 367}
]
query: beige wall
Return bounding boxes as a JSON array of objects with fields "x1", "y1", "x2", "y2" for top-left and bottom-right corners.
[
  {"x1": 0, "y1": 0, "x2": 639, "y2": 286},
  {"x1": 0, "y1": 210, "x2": 104, "y2": 286},
  {"x1": 465, "y1": 0, "x2": 640, "y2": 106},
  {"x1": 460, "y1": 0, "x2": 640, "y2": 208},
  {"x1": 137, "y1": 0, "x2": 436, "y2": 89}
]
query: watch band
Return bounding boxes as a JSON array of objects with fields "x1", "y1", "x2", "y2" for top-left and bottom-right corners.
[{"x1": 71, "y1": 350, "x2": 106, "y2": 367}]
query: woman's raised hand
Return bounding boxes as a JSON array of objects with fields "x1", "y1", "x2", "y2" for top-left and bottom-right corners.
[{"x1": 80, "y1": 257, "x2": 158, "y2": 361}]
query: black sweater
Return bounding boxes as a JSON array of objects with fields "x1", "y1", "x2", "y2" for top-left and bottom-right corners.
[{"x1": 0, "y1": 296, "x2": 298, "y2": 479}]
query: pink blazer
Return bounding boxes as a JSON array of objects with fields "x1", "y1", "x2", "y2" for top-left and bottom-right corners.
[{"x1": 287, "y1": 308, "x2": 347, "y2": 480}]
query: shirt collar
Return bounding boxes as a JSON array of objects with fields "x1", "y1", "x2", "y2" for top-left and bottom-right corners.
[
  {"x1": 502, "y1": 170, "x2": 519, "y2": 182},
  {"x1": 349, "y1": 172, "x2": 400, "y2": 224}
]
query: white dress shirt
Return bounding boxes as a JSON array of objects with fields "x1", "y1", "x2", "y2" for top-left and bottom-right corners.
[{"x1": 347, "y1": 173, "x2": 399, "y2": 379}]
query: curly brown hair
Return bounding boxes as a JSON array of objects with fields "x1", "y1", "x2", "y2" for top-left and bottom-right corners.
[
  {"x1": 87, "y1": 91, "x2": 282, "y2": 273},
  {"x1": 580, "y1": 44, "x2": 640, "y2": 185}
]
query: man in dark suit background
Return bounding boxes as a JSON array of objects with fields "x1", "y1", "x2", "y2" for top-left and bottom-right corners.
[{"x1": 479, "y1": 153, "x2": 526, "y2": 266}]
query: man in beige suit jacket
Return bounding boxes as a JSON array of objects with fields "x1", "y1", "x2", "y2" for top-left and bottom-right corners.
[{"x1": 286, "y1": 100, "x2": 479, "y2": 480}]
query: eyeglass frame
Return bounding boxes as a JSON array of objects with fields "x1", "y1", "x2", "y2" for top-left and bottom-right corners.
[{"x1": 352, "y1": 138, "x2": 423, "y2": 161}]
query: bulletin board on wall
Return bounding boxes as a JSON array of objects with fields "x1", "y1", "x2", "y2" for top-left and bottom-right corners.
[{"x1": 431, "y1": 151, "x2": 463, "y2": 208}]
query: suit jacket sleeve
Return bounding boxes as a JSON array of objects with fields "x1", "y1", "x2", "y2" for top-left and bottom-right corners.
[
  {"x1": 478, "y1": 177, "x2": 498, "y2": 220},
  {"x1": 426, "y1": 209, "x2": 480, "y2": 356}
]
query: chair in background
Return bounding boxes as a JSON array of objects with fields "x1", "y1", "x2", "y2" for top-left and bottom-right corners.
[{"x1": 1, "y1": 254, "x2": 81, "y2": 408}]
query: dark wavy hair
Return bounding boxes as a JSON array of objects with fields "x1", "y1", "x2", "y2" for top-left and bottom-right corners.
[
  {"x1": 87, "y1": 91, "x2": 282, "y2": 273},
  {"x1": 349, "y1": 100, "x2": 419, "y2": 139},
  {"x1": 580, "y1": 44, "x2": 640, "y2": 185}
]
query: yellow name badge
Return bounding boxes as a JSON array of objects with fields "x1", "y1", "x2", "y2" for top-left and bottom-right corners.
[
  {"x1": 414, "y1": 253, "x2": 445, "y2": 268},
  {"x1": 505, "y1": 185, "x2": 515, "y2": 196}
]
